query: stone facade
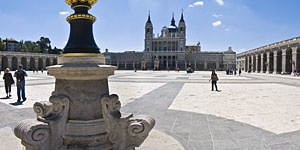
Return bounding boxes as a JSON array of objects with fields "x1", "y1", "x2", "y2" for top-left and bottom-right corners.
[
  {"x1": 0, "y1": 51, "x2": 58, "y2": 71},
  {"x1": 237, "y1": 36, "x2": 300, "y2": 74},
  {"x1": 104, "y1": 13, "x2": 237, "y2": 71}
]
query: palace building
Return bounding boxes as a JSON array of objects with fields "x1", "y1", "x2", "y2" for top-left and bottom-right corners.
[{"x1": 104, "y1": 12, "x2": 236, "y2": 70}]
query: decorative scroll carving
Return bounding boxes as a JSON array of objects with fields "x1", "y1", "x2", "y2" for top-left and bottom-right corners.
[
  {"x1": 101, "y1": 94, "x2": 155, "y2": 150},
  {"x1": 14, "y1": 95, "x2": 70, "y2": 150},
  {"x1": 35, "y1": 96, "x2": 70, "y2": 122},
  {"x1": 33, "y1": 101, "x2": 53, "y2": 117},
  {"x1": 14, "y1": 119, "x2": 50, "y2": 146}
]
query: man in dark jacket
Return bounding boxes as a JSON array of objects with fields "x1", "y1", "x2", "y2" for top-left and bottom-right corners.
[{"x1": 14, "y1": 64, "x2": 28, "y2": 103}]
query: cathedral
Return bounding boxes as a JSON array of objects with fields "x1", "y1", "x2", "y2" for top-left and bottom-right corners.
[
  {"x1": 104, "y1": 12, "x2": 236, "y2": 71},
  {"x1": 143, "y1": 12, "x2": 187, "y2": 69}
]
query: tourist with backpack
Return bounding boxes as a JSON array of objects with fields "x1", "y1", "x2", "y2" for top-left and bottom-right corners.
[{"x1": 14, "y1": 64, "x2": 28, "y2": 104}]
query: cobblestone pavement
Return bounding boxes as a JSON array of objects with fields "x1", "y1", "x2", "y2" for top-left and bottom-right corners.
[{"x1": 1, "y1": 71, "x2": 300, "y2": 150}]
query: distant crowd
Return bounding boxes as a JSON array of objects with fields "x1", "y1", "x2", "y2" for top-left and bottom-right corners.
[
  {"x1": 293, "y1": 69, "x2": 300, "y2": 77},
  {"x1": 225, "y1": 68, "x2": 242, "y2": 76}
]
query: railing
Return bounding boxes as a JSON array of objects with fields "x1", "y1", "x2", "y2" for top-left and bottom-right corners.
[{"x1": 0, "y1": 51, "x2": 59, "y2": 57}]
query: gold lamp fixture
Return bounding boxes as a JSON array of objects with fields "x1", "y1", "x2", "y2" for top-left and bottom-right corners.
[
  {"x1": 65, "y1": 0, "x2": 98, "y2": 9},
  {"x1": 63, "y1": 0, "x2": 100, "y2": 53}
]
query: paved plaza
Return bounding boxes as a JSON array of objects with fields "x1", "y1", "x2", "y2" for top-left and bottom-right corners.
[{"x1": 1, "y1": 70, "x2": 300, "y2": 150}]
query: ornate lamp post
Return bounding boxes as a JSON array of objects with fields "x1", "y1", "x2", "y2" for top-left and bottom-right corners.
[{"x1": 14, "y1": 1, "x2": 155, "y2": 150}]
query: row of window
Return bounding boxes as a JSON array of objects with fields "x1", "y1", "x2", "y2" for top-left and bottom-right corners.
[{"x1": 146, "y1": 47, "x2": 184, "y2": 52}]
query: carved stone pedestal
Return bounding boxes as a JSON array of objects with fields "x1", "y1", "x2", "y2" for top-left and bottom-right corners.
[{"x1": 14, "y1": 55, "x2": 155, "y2": 150}]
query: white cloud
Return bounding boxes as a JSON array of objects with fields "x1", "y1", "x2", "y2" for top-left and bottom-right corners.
[
  {"x1": 216, "y1": 0, "x2": 224, "y2": 6},
  {"x1": 212, "y1": 20, "x2": 222, "y2": 27},
  {"x1": 189, "y1": 1, "x2": 204, "y2": 8},
  {"x1": 59, "y1": 11, "x2": 70, "y2": 15},
  {"x1": 194, "y1": 1, "x2": 204, "y2": 6},
  {"x1": 225, "y1": 28, "x2": 231, "y2": 31},
  {"x1": 213, "y1": 14, "x2": 223, "y2": 18}
]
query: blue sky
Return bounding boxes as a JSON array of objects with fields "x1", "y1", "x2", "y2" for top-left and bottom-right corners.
[{"x1": 1, "y1": 0, "x2": 300, "y2": 53}]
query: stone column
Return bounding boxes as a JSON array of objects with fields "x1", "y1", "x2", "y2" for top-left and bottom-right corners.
[
  {"x1": 273, "y1": 51, "x2": 278, "y2": 74},
  {"x1": 26, "y1": 58, "x2": 31, "y2": 71},
  {"x1": 17, "y1": 56, "x2": 21, "y2": 66},
  {"x1": 43, "y1": 58, "x2": 47, "y2": 69},
  {"x1": 125, "y1": 61, "x2": 127, "y2": 70},
  {"x1": 292, "y1": 47, "x2": 297, "y2": 72},
  {"x1": 260, "y1": 53, "x2": 264, "y2": 73},
  {"x1": 35, "y1": 57, "x2": 39, "y2": 70},
  {"x1": 185, "y1": 61, "x2": 187, "y2": 70},
  {"x1": 204, "y1": 61, "x2": 207, "y2": 70},
  {"x1": 251, "y1": 55, "x2": 254, "y2": 72},
  {"x1": 194, "y1": 60, "x2": 197, "y2": 70},
  {"x1": 266, "y1": 52, "x2": 270, "y2": 73},
  {"x1": 244, "y1": 57, "x2": 247, "y2": 72},
  {"x1": 175, "y1": 61, "x2": 178, "y2": 69},
  {"x1": 166, "y1": 61, "x2": 169, "y2": 70},
  {"x1": 117, "y1": 61, "x2": 119, "y2": 69},
  {"x1": 50, "y1": 58, "x2": 53, "y2": 66},
  {"x1": 281, "y1": 49, "x2": 286, "y2": 74},
  {"x1": 7, "y1": 56, "x2": 12, "y2": 70},
  {"x1": 133, "y1": 61, "x2": 135, "y2": 69},
  {"x1": 255, "y1": 54, "x2": 259, "y2": 73},
  {"x1": 216, "y1": 61, "x2": 219, "y2": 70}
]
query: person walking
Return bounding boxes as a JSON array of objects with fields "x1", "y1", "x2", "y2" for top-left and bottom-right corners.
[
  {"x1": 239, "y1": 69, "x2": 242, "y2": 76},
  {"x1": 14, "y1": 64, "x2": 28, "y2": 103},
  {"x1": 3, "y1": 68, "x2": 14, "y2": 98},
  {"x1": 209, "y1": 71, "x2": 219, "y2": 91}
]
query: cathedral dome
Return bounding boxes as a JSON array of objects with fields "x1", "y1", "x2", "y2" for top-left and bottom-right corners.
[{"x1": 168, "y1": 25, "x2": 178, "y2": 32}]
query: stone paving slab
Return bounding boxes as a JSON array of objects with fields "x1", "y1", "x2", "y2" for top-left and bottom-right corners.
[
  {"x1": 169, "y1": 83, "x2": 300, "y2": 134},
  {"x1": 1, "y1": 71, "x2": 300, "y2": 150}
]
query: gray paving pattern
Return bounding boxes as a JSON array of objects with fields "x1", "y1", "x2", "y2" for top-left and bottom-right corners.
[
  {"x1": 1, "y1": 71, "x2": 300, "y2": 150},
  {"x1": 122, "y1": 82, "x2": 300, "y2": 150}
]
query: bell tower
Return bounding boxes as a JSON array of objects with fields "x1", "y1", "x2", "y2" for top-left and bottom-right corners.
[
  {"x1": 178, "y1": 10, "x2": 186, "y2": 38},
  {"x1": 145, "y1": 12, "x2": 153, "y2": 52},
  {"x1": 178, "y1": 10, "x2": 186, "y2": 52},
  {"x1": 145, "y1": 12, "x2": 153, "y2": 39}
]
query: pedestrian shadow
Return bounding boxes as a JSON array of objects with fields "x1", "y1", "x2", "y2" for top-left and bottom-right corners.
[
  {"x1": 0, "y1": 97, "x2": 10, "y2": 100},
  {"x1": 9, "y1": 102, "x2": 23, "y2": 106}
]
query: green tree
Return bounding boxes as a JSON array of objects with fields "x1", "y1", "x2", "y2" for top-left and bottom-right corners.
[
  {"x1": 17, "y1": 40, "x2": 26, "y2": 52},
  {"x1": 24, "y1": 41, "x2": 40, "y2": 53},
  {"x1": 37, "y1": 37, "x2": 51, "y2": 53},
  {"x1": 50, "y1": 46, "x2": 62, "y2": 54},
  {"x1": 0, "y1": 40, "x2": 6, "y2": 51}
]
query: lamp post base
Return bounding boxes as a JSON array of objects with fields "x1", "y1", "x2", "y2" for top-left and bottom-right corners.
[{"x1": 14, "y1": 56, "x2": 155, "y2": 150}]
